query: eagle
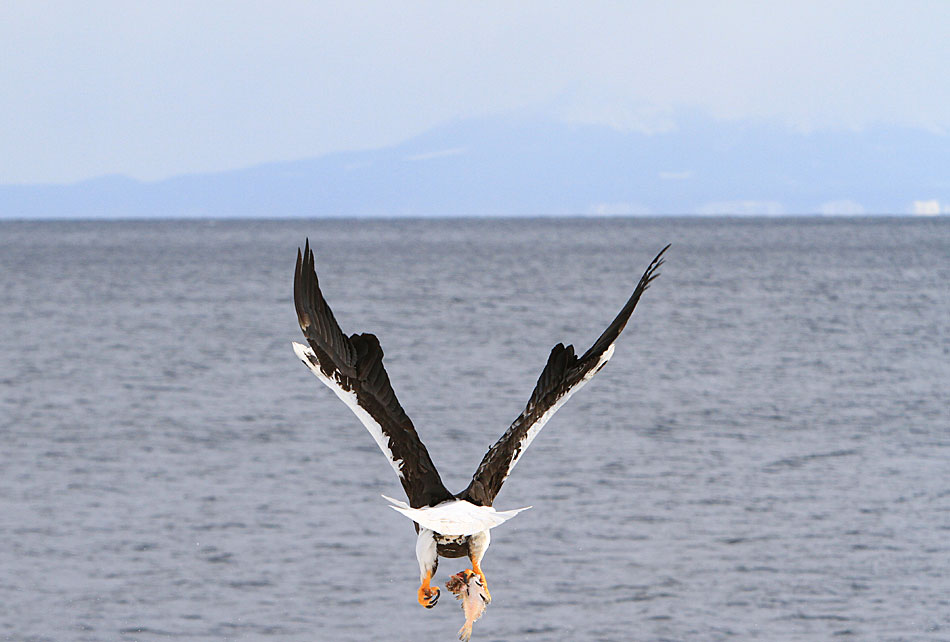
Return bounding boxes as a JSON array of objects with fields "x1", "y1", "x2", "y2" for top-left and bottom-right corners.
[{"x1": 292, "y1": 239, "x2": 668, "y2": 609}]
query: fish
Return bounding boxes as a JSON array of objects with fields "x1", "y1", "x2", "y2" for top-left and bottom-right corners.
[{"x1": 445, "y1": 569, "x2": 490, "y2": 641}]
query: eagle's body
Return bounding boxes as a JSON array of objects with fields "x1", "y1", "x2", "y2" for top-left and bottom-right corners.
[{"x1": 292, "y1": 240, "x2": 668, "y2": 613}]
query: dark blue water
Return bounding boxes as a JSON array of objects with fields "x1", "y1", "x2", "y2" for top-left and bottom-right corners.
[{"x1": 1, "y1": 217, "x2": 948, "y2": 641}]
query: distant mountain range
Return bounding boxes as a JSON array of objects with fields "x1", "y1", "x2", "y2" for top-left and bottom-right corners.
[{"x1": 2, "y1": 114, "x2": 948, "y2": 218}]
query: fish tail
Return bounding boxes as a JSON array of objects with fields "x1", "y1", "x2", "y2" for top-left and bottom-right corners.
[{"x1": 458, "y1": 622, "x2": 473, "y2": 641}]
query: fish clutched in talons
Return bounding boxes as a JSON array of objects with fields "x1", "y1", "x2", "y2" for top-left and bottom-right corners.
[
  {"x1": 469, "y1": 558, "x2": 491, "y2": 605},
  {"x1": 446, "y1": 570, "x2": 490, "y2": 641}
]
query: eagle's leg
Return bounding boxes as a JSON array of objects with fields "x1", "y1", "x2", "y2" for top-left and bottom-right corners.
[
  {"x1": 467, "y1": 529, "x2": 492, "y2": 604},
  {"x1": 415, "y1": 527, "x2": 440, "y2": 609}
]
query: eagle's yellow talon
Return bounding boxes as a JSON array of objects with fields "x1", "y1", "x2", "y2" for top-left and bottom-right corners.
[
  {"x1": 417, "y1": 571, "x2": 440, "y2": 608},
  {"x1": 417, "y1": 585, "x2": 439, "y2": 608},
  {"x1": 478, "y1": 576, "x2": 491, "y2": 604},
  {"x1": 468, "y1": 562, "x2": 491, "y2": 604}
]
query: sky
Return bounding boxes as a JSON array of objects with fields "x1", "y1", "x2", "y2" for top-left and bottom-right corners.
[{"x1": 2, "y1": 1, "x2": 949, "y2": 185}]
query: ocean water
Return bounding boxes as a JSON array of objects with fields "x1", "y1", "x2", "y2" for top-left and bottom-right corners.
[{"x1": 0, "y1": 217, "x2": 948, "y2": 641}]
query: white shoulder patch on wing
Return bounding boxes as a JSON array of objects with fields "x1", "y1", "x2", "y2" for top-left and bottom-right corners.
[
  {"x1": 293, "y1": 341, "x2": 404, "y2": 478},
  {"x1": 382, "y1": 495, "x2": 531, "y2": 536},
  {"x1": 506, "y1": 342, "x2": 616, "y2": 479}
]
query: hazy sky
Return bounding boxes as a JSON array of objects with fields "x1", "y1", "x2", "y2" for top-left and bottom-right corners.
[{"x1": 3, "y1": 1, "x2": 949, "y2": 184}]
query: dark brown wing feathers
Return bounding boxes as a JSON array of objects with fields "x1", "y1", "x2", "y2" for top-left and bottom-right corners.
[
  {"x1": 294, "y1": 239, "x2": 453, "y2": 508},
  {"x1": 461, "y1": 244, "x2": 670, "y2": 506}
]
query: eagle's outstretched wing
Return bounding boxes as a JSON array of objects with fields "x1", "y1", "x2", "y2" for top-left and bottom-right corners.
[
  {"x1": 460, "y1": 245, "x2": 670, "y2": 507},
  {"x1": 293, "y1": 239, "x2": 454, "y2": 508}
]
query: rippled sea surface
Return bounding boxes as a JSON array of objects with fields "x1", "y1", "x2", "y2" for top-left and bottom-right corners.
[{"x1": 1, "y1": 217, "x2": 948, "y2": 641}]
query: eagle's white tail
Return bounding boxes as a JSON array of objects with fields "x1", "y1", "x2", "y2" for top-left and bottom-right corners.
[{"x1": 382, "y1": 496, "x2": 530, "y2": 536}]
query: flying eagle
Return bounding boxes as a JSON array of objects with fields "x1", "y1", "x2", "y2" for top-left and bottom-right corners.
[{"x1": 292, "y1": 240, "x2": 668, "y2": 609}]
